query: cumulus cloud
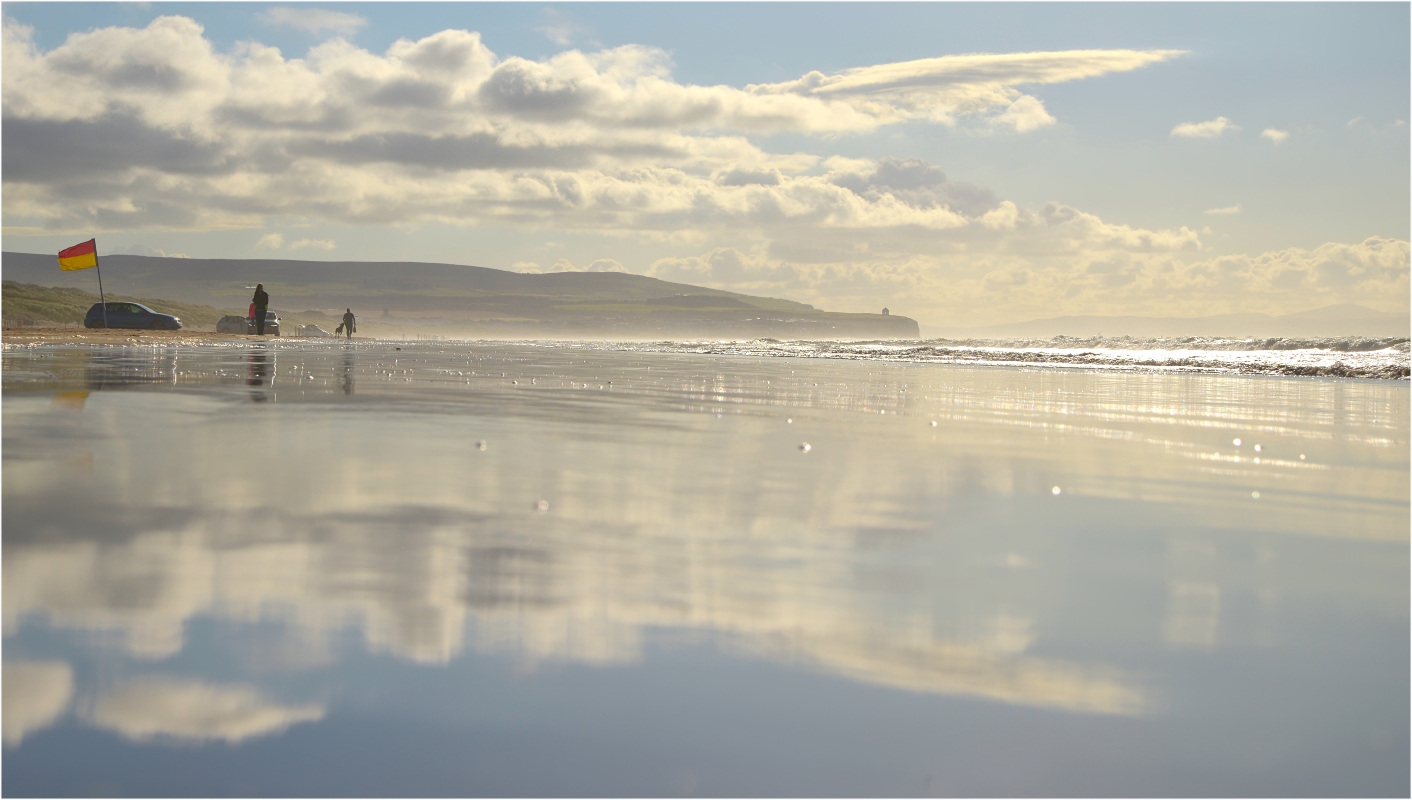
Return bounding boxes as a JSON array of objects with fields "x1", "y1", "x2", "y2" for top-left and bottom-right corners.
[
  {"x1": 6, "y1": 18, "x2": 1396, "y2": 321},
  {"x1": 1171, "y1": 116, "x2": 1238, "y2": 139},
  {"x1": 639, "y1": 231, "x2": 1404, "y2": 325},
  {"x1": 1204, "y1": 205, "x2": 1241, "y2": 215},
  {"x1": 1, "y1": 17, "x2": 1183, "y2": 238},
  {"x1": 524, "y1": 257, "x2": 630, "y2": 273},
  {"x1": 830, "y1": 156, "x2": 1000, "y2": 217},
  {"x1": 4, "y1": 661, "x2": 73, "y2": 745},
  {"x1": 993, "y1": 95, "x2": 1056, "y2": 132},
  {"x1": 1260, "y1": 127, "x2": 1289, "y2": 144},
  {"x1": 289, "y1": 238, "x2": 335, "y2": 250},
  {"x1": 259, "y1": 7, "x2": 367, "y2": 37},
  {"x1": 87, "y1": 677, "x2": 324, "y2": 743},
  {"x1": 649, "y1": 247, "x2": 791, "y2": 284},
  {"x1": 107, "y1": 244, "x2": 188, "y2": 257}
]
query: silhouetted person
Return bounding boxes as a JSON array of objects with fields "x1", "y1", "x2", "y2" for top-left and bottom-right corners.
[
  {"x1": 342, "y1": 308, "x2": 356, "y2": 339},
  {"x1": 252, "y1": 284, "x2": 270, "y2": 335}
]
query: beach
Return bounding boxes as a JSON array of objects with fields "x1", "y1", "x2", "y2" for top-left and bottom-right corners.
[
  {"x1": 0, "y1": 327, "x2": 335, "y2": 345},
  {"x1": 3, "y1": 338, "x2": 1408, "y2": 796}
]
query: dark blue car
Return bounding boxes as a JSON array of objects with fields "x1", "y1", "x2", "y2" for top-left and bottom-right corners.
[{"x1": 84, "y1": 302, "x2": 183, "y2": 330}]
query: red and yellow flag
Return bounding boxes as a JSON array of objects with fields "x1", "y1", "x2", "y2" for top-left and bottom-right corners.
[{"x1": 58, "y1": 239, "x2": 98, "y2": 271}]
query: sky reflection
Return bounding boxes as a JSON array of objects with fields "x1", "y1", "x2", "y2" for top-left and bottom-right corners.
[{"x1": 2, "y1": 342, "x2": 1407, "y2": 795}]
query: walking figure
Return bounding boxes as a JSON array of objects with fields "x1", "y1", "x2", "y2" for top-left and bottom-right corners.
[
  {"x1": 342, "y1": 308, "x2": 356, "y2": 339},
  {"x1": 252, "y1": 283, "x2": 270, "y2": 335}
]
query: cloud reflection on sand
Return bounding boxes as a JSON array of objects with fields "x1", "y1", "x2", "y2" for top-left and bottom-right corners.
[
  {"x1": 3, "y1": 661, "x2": 73, "y2": 745},
  {"x1": 3, "y1": 518, "x2": 1150, "y2": 716},
  {"x1": 3, "y1": 343, "x2": 1407, "y2": 731},
  {"x1": 87, "y1": 677, "x2": 324, "y2": 744}
]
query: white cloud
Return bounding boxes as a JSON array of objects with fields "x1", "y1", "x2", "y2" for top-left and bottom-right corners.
[
  {"x1": 1204, "y1": 205, "x2": 1241, "y2": 215},
  {"x1": 1171, "y1": 116, "x2": 1238, "y2": 139},
  {"x1": 3, "y1": 661, "x2": 73, "y2": 746},
  {"x1": 289, "y1": 238, "x2": 336, "y2": 251},
  {"x1": 0, "y1": 18, "x2": 1188, "y2": 254},
  {"x1": 542, "y1": 258, "x2": 626, "y2": 273},
  {"x1": 1260, "y1": 128, "x2": 1289, "y2": 144},
  {"x1": 88, "y1": 677, "x2": 324, "y2": 743},
  {"x1": 259, "y1": 7, "x2": 367, "y2": 37},
  {"x1": 7, "y1": 18, "x2": 1397, "y2": 320},
  {"x1": 993, "y1": 95, "x2": 1056, "y2": 133},
  {"x1": 0, "y1": 17, "x2": 1181, "y2": 156},
  {"x1": 1347, "y1": 116, "x2": 1363, "y2": 127},
  {"x1": 535, "y1": 9, "x2": 588, "y2": 47},
  {"x1": 753, "y1": 48, "x2": 1184, "y2": 98},
  {"x1": 635, "y1": 231, "x2": 1405, "y2": 325},
  {"x1": 107, "y1": 243, "x2": 187, "y2": 257}
]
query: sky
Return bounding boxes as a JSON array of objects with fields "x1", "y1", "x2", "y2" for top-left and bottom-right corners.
[{"x1": 3, "y1": 2, "x2": 1408, "y2": 326}]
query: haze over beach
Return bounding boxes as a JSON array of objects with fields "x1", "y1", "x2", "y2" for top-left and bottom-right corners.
[{"x1": 2, "y1": 3, "x2": 1408, "y2": 797}]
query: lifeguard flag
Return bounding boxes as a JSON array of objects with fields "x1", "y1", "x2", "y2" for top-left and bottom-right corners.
[{"x1": 58, "y1": 239, "x2": 98, "y2": 271}]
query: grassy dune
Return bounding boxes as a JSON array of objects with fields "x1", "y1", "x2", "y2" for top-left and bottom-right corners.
[
  {"x1": 1, "y1": 281, "x2": 237, "y2": 327},
  {"x1": 0, "y1": 281, "x2": 335, "y2": 332}
]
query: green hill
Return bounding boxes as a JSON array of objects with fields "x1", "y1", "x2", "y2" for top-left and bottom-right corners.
[
  {"x1": 0, "y1": 281, "x2": 346, "y2": 333},
  {"x1": 1, "y1": 281, "x2": 234, "y2": 328},
  {"x1": 2, "y1": 252, "x2": 919, "y2": 339}
]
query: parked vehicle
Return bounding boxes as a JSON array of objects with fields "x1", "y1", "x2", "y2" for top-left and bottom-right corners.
[
  {"x1": 214, "y1": 311, "x2": 280, "y2": 335},
  {"x1": 299, "y1": 324, "x2": 333, "y2": 337},
  {"x1": 84, "y1": 302, "x2": 182, "y2": 330},
  {"x1": 215, "y1": 315, "x2": 253, "y2": 334}
]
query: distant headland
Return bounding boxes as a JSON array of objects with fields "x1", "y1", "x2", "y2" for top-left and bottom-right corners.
[{"x1": 1, "y1": 252, "x2": 918, "y2": 340}]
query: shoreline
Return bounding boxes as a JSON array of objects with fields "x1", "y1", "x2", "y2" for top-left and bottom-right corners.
[
  {"x1": 0, "y1": 328, "x2": 357, "y2": 345},
  {"x1": 2, "y1": 327, "x2": 1405, "y2": 380}
]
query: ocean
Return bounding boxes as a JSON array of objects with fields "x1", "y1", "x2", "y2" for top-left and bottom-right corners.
[{"x1": 601, "y1": 335, "x2": 1412, "y2": 379}]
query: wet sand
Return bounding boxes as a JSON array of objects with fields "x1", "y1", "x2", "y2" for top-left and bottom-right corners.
[
  {"x1": 2, "y1": 340, "x2": 1407, "y2": 796},
  {"x1": 1, "y1": 327, "x2": 354, "y2": 345}
]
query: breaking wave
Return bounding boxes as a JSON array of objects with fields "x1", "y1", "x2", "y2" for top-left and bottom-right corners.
[{"x1": 589, "y1": 336, "x2": 1411, "y2": 380}]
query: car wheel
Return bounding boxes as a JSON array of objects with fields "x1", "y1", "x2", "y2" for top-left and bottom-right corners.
[
  {"x1": 90, "y1": 320, "x2": 105, "y2": 329},
  {"x1": 150, "y1": 321, "x2": 165, "y2": 330}
]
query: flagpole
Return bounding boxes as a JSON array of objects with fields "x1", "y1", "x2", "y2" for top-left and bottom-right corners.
[{"x1": 93, "y1": 240, "x2": 107, "y2": 329}]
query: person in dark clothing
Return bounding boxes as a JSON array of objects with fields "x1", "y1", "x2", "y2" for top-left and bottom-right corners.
[
  {"x1": 252, "y1": 284, "x2": 270, "y2": 335},
  {"x1": 342, "y1": 308, "x2": 356, "y2": 339}
]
